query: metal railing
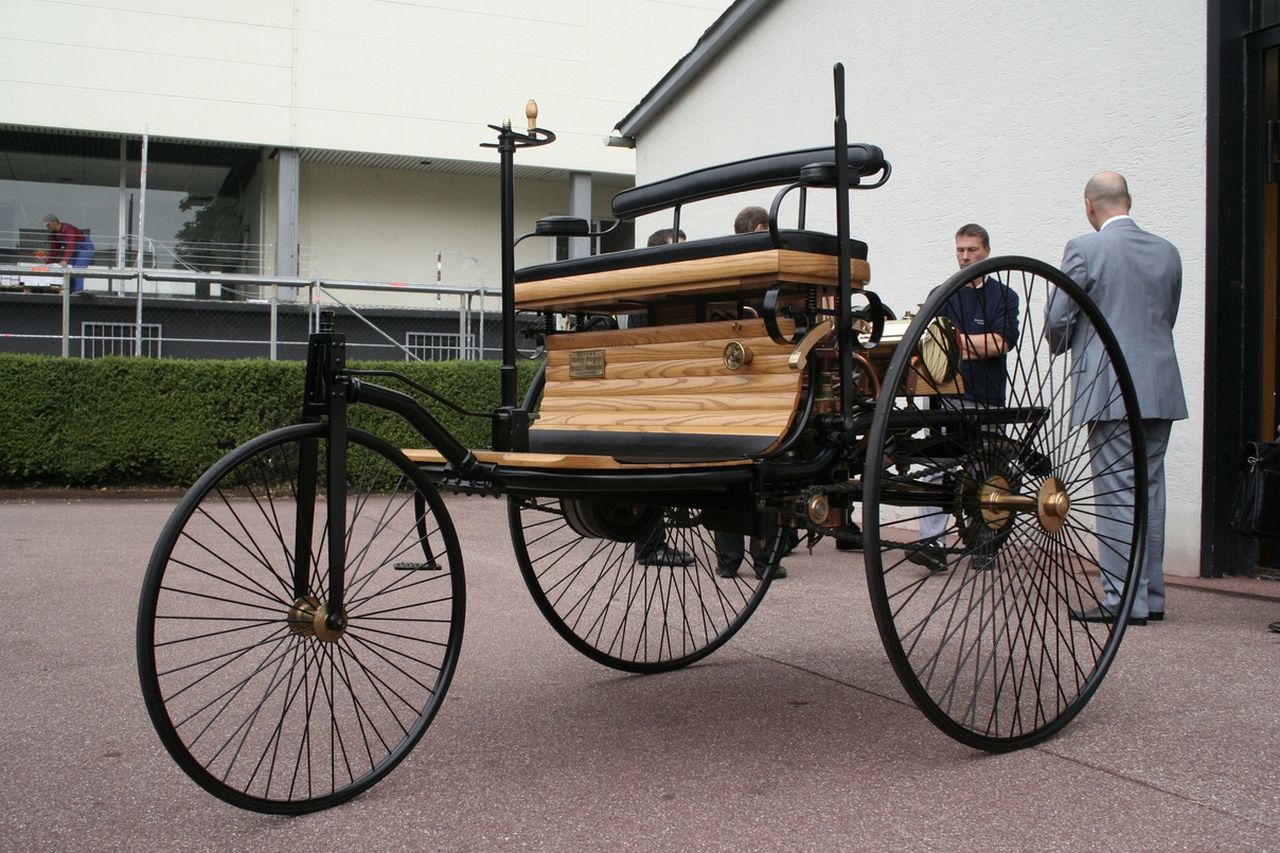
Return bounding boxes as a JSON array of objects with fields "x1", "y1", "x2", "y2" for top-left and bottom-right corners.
[{"x1": 0, "y1": 265, "x2": 495, "y2": 361}]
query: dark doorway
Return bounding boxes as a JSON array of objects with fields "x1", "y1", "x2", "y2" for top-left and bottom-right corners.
[
  {"x1": 1204, "y1": 6, "x2": 1280, "y2": 576},
  {"x1": 1254, "y1": 35, "x2": 1280, "y2": 569}
]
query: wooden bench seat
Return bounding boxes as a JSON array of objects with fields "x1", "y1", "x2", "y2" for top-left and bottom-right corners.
[{"x1": 514, "y1": 230, "x2": 870, "y2": 314}]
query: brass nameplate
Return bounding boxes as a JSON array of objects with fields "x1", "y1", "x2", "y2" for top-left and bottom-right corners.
[{"x1": 569, "y1": 349, "x2": 606, "y2": 379}]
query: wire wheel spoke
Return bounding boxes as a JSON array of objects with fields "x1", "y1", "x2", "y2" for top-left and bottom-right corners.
[
  {"x1": 137, "y1": 424, "x2": 465, "y2": 814},
  {"x1": 862, "y1": 257, "x2": 1145, "y2": 750}
]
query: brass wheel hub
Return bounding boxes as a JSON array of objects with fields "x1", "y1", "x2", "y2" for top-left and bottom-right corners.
[
  {"x1": 288, "y1": 595, "x2": 347, "y2": 643},
  {"x1": 1036, "y1": 477, "x2": 1071, "y2": 534},
  {"x1": 979, "y1": 475, "x2": 1070, "y2": 533}
]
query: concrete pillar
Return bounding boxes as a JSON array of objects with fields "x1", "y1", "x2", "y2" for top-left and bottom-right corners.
[
  {"x1": 569, "y1": 171, "x2": 592, "y2": 259},
  {"x1": 275, "y1": 148, "x2": 300, "y2": 298}
]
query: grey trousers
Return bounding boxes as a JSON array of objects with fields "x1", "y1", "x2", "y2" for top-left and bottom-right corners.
[{"x1": 1087, "y1": 418, "x2": 1171, "y2": 619}]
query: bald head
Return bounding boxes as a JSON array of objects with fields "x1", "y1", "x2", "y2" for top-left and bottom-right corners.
[{"x1": 1083, "y1": 171, "x2": 1131, "y2": 230}]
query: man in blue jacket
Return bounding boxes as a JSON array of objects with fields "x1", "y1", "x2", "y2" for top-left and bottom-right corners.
[{"x1": 912, "y1": 224, "x2": 1020, "y2": 573}]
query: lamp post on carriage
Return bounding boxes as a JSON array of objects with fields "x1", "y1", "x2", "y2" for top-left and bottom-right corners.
[{"x1": 482, "y1": 101, "x2": 556, "y2": 450}]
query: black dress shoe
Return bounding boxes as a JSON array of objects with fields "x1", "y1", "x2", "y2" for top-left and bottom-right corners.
[
  {"x1": 1269, "y1": 620, "x2": 1280, "y2": 634},
  {"x1": 835, "y1": 523, "x2": 863, "y2": 552},
  {"x1": 637, "y1": 543, "x2": 695, "y2": 567},
  {"x1": 1149, "y1": 611, "x2": 1164, "y2": 622},
  {"x1": 905, "y1": 544, "x2": 947, "y2": 573},
  {"x1": 835, "y1": 533, "x2": 863, "y2": 552},
  {"x1": 716, "y1": 565, "x2": 740, "y2": 579},
  {"x1": 1069, "y1": 606, "x2": 1147, "y2": 626},
  {"x1": 755, "y1": 562, "x2": 788, "y2": 580}
]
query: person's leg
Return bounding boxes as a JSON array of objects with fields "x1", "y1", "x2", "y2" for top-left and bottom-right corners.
[
  {"x1": 1086, "y1": 419, "x2": 1147, "y2": 617},
  {"x1": 1143, "y1": 420, "x2": 1172, "y2": 617},
  {"x1": 635, "y1": 524, "x2": 663, "y2": 560},
  {"x1": 714, "y1": 530, "x2": 746, "y2": 577},
  {"x1": 782, "y1": 526, "x2": 801, "y2": 556},
  {"x1": 920, "y1": 504, "x2": 948, "y2": 544},
  {"x1": 70, "y1": 244, "x2": 93, "y2": 293},
  {"x1": 747, "y1": 513, "x2": 786, "y2": 579}
]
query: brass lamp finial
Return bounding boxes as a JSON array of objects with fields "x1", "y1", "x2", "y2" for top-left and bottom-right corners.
[{"x1": 526, "y1": 99, "x2": 539, "y2": 132}]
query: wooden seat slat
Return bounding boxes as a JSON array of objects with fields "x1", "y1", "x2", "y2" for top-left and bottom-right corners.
[
  {"x1": 536, "y1": 374, "x2": 799, "y2": 396},
  {"x1": 515, "y1": 249, "x2": 869, "y2": 312},
  {"x1": 537, "y1": 392, "x2": 797, "y2": 413},
  {"x1": 402, "y1": 448, "x2": 752, "y2": 470},
  {"x1": 531, "y1": 419, "x2": 788, "y2": 433},
  {"x1": 546, "y1": 318, "x2": 797, "y2": 349},
  {"x1": 544, "y1": 355, "x2": 793, "y2": 383},
  {"x1": 546, "y1": 334, "x2": 791, "y2": 365}
]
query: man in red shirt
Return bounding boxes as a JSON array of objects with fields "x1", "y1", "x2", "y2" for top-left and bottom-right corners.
[{"x1": 42, "y1": 214, "x2": 96, "y2": 293}]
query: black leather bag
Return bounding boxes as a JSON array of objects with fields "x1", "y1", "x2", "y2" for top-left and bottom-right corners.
[{"x1": 1230, "y1": 441, "x2": 1280, "y2": 540}]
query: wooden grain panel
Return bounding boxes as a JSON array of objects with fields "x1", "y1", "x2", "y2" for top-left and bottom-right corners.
[
  {"x1": 548, "y1": 318, "x2": 790, "y2": 350},
  {"x1": 530, "y1": 419, "x2": 787, "y2": 433},
  {"x1": 531, "y1": 315, "x2": 806, "y2": 451},
  {"x1": 515, "y1": 250, "x2": 870, "y2": 311},
  {"x1": 537, "y1": 374, "x2": 799, "y2": 396},
  {"x1": 537, "y1": 392, "x2": 796, "y2": 413},
  {"x1": 547, "y1": 335, "x2": 788, "y2": 362},
  {"x1": 545, "y1": 356, "x2": 794, "y2": 384},
  {"x1": 402, "y1": 448, "x2": 751, "y2": 470}
]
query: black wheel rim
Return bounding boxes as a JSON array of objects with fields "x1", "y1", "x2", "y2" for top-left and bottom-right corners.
[
  {"x1": 862, "y1": 256, "x2": 1147, "y2": 750},
  {"x1": 136, "y1": 424, "x2": 465, "y2": 814}
]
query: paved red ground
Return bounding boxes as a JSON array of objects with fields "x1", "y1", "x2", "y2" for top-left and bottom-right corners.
[{"x1": 1, "y1": 494, "x2": 1277, "y2": 851}]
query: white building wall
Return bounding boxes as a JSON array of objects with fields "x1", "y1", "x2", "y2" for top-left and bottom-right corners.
[
  {"x1": 291, "y1": 163, "x2": 577, "y2": 289},
  {"x1": 3, "y1": 0, "x2": 723, "y2": 307},
  {"x1": 2, "y1": 0, "x2": 723, "y2": 174},
  {"x1": 630, "y1": 0, "x2": 1207, "y2": 575}
]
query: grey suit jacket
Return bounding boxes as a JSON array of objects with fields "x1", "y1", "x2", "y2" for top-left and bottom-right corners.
[{"x1": 1046, "y1": 217, "x2": 1188, "y2": 425}]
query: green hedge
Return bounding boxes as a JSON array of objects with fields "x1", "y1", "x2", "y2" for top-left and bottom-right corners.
[{"x1": 0, "y1": 354, "x2": 539, "y2": 487}]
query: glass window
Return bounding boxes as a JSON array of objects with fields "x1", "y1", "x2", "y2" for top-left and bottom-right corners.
[
  {"x1": 136, "y1": 141, "x2": 262, "y2": 274},
  {"x1": 0, "y1": 135, "x2": 122, "y2": 267},
  {"x1": 0, "y1": 129, "x2": 262, "y2": 282}
]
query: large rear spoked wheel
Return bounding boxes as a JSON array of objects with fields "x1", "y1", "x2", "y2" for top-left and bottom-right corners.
[
  {"x1": 862, "y1": 256, "x2": 1147, "y2": 750},
  {"x1": 137, "y1": 423, "x2": 465, "y2": 813}
]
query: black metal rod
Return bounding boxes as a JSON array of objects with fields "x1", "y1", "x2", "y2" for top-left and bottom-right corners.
[
  {"x1": 326, "y1": 379, "x2": 348, "y2": 620},
  {"x1": 292, "y1": 436, "x2": 318, "y2": 600},
  {"x1": 498, "y1": 125, "x2": 518, "y2": 410},
  {"x1": 353, "y1": 380, "x2": 477, "y2": 471},
  {"x1": 832, "y1": 64, "x2": 854, "y2": 428}
]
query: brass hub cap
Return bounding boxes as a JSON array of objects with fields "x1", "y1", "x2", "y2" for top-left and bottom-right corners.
[
  {"x1": 287, "y1": 595, "x2": 347, "y2": 643},
  {"x1": 1037, "y1": 477, "x2": 1071, "y2": 534},
  {"x1": 979, "y1": 475, "x2": 1071, "y2": 533}
]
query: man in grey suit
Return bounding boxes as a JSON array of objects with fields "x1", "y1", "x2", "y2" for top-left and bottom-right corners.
[{"x1": 1047, "y1": 171, "x2": 1187, "y2": 626}]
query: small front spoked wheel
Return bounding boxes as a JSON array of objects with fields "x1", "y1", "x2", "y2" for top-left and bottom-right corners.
[{"x1": 137, "y1": 423, "x2": 465, "y2": 814}]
